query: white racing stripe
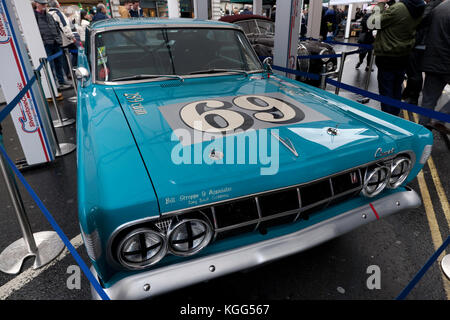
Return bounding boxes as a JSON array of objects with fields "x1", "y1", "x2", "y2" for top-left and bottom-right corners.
[{"x1": 0, "y1": 234, "x2": 83, "y2": 300}]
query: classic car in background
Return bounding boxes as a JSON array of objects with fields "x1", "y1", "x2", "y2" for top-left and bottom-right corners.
[
  {"x1": 219, "y1": 14, "x2": 338, "y2": 87},
  {"x1": 75, "y1": 18, "x2": 433, "y2": 300}
]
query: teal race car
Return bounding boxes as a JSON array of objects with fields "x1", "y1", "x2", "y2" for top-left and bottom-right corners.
[{"x1": 75, "y1": 18, "x2": 433, "y2": 300}]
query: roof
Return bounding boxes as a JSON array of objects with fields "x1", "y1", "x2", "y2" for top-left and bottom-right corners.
[
  {"x1": 219, "y1": 14, "x2": 273, "y2": 24},
  {"x1": 90, "y1": 17, "x2": 234, "y2": 30}
]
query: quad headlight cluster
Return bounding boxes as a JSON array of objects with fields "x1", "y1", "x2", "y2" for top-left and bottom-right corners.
[
  {"x1": 362, "y1": 155, "x2": 412, "y2": 198},
  {"x1": 115, "y1": 217, "x2": 213, "y2": 270}
]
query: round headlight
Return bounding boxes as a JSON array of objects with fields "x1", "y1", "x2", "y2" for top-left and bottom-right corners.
[
  {"x1": 167, "y1": 219, "x2": 213, "y2": 256},
  {"x1": 320, "y1": 48, "x2": 330, "y2": 62},
  {"x1": 117, "y1": 228, "x2": 167, "y2": 269},
  {"x1": 388, "y1": 157, "x2": 412, "y2": 189},
  {"x1": 362, "y1": 165, "x2": 391, "y2": 197},
  {"x1": 297, "y1": 44, "x2": 310, "y2": 76}
]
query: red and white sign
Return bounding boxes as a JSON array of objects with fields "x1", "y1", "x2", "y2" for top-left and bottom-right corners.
[{"x1": 0, "y1": 0, "x2": 54, "y2": 164}]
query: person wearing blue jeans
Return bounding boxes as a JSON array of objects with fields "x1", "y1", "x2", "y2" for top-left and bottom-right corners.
[
  {"x1": 419, "y1": 73, "x2": 450, "y2": 133},
  {"x1": 34, "y1": 0, "x2": 69, "y2": 90},
  {"x1": 370, "y1": 0, "x2": 425, "y2": 116},
  {"x1": 44, "y1": 43, "x2": 66, "y2": 86},
  {"x1": 418, "y1": 0, "x2": 450, "y2": 134},
  {"x1": 376, "y1": 56, "x2": 406, "y2": 116}
]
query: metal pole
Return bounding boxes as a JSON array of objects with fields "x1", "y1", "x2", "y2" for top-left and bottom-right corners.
[
  {"x1": 35, "y1": 68, "x2": 62, "y2": 156},
  {"x1": 335, "y1": 51, "x2": 347, "y2": 96},
  {"x1": 364, "y1": 50, "x2": 375, "y2": 91},
  {"x1": 0, "y1": 139, "x2": 37, "y2": 255},
  {"x1": 35, "y1": 68, "x2": 76, "y2": 157},
  {"x1": 0, "y1": 137, "x2": 65, "y2": 274},
  {"x1": 63, "y1": 48, "x2": 77, "y2": 102},
  {"x1": 320, "y1": 64, "x2": 327, "y2": 90},
  {"x1": 40, "y1": 57, "x2": 75, "y2": 128},
  {"x1": 357, "y1": 50, "x2": 375, "y2": 104}
]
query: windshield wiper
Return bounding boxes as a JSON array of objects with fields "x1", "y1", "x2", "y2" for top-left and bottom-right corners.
[
  {"x1": 188, "y1": 69, "x2": 249, "y2": 76},
  {"x1": 112, "y1": 74, "x2": 184, "y2": 82}
]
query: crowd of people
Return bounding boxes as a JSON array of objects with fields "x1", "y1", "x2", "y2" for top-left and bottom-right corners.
[
  {"x1": 360, "y1": 0, "x2": 450, "y2": 134},
  {"x1": 31, "y1": 0, "x2": 132, "y2": 93}
]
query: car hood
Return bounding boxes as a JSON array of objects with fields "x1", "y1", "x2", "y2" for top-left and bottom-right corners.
[{"x1": 112, "y1": 74, "x2": 413, "y2": 214}]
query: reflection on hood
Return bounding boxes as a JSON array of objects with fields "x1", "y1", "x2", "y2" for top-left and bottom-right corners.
[{"x1": 400, "y1": 0, "x2": 426, "y2": 18}]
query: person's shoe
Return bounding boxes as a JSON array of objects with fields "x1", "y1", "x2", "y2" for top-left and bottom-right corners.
[
  {"x1": 355, "y1": 62, "x2": 362, "y2": 69},
  {"x1": 58, "y1": 83, "x2": 71, "y2": 91},
  {"x1": 365, "y1": 66, "x2": 374, "y2": 72},
  {"x1": 46, "y1": 93, "x2": 64, "y2": 102}
]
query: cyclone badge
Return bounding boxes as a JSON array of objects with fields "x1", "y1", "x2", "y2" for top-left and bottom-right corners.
[{"x1": 0, "y1": 4, "x2": 11, "y2": 44}]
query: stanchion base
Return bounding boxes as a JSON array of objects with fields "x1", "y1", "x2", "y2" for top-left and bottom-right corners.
[
  {"x1": 67, "y1": 96, "x2": 77, "y2": 103},
  {"x1": 0, "y1": 231, "x2": 65, "y2": 275},
  {"x1": 53, "y1": 118, "x2": 75, "y2": 128},
  {"x1": 55, "y1": 143, "x2": 76, "y2": 157},
  {"x1": 442, "y1": 254, "x2": 450, "y2": 280}
]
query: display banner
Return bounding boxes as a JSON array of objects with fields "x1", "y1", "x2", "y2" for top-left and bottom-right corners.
[{"x1": 0, "y1": 0, "x2": 55, "y2": 165}]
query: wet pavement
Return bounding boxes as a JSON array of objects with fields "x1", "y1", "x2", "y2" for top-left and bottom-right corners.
[{"x1": 0, "y1": 39, "x2": 449, "y2": 301}]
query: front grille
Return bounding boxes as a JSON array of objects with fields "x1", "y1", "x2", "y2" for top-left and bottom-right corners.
[
  {"x1": 117, "y1": 167, "x2": 366, "y2": 255},
  {"x1": 182, "y1": 167, "x2": 365, "y2": 242}
]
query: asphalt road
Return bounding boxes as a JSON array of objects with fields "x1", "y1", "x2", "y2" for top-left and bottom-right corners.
[{"x1": 0, "y1": 41, "x2": 449, "y2": 302}]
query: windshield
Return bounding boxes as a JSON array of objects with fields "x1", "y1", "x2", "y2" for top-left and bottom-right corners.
[
  {"x1": 256, "y1": 20, "x2": 275, "y2": 35},
  {"x1": 94, "y1": 27, "x2": 263, "y2": 82}
]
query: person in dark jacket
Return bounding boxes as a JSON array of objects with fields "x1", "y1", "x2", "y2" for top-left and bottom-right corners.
[
  {"x1": 130, "y1": 1, "x2": 145, "y2": 17},
  {"x1": 320, "y1": 6, "x2": 329, "y2": 40},
  {"x1": 402, "y1": 0, "x2": 444, "y2": 105},
  {"x1": 33, "y1": 0, "x2": 69, "y2": 90},
  {"x1": 92, "y1": 3, "x2": 109, "y2": 22},
  {"x1": 356, "y1": 11, "x2": 375, "y2": 71},
  {"x1": 370, "y1": 0, "x2": 425, "y2": 116},
  {"x1": 419, "y1": 0, "x2": 450, "y2": 133}
]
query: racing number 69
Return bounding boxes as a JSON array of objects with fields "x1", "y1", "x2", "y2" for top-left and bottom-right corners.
[{"x1": 179, "y1": 95, "x2": 302, "y2": 133}]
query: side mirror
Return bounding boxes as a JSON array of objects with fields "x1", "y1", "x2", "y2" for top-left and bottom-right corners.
[
  {"x1": 262, "y1": 57, "x2": 273, "y2": 73},
  {"x1": 74, "y1": 67, "x2": 90, "y2": 87}
]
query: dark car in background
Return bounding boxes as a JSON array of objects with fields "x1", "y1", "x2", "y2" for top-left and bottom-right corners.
[{"x1": 219, "y1": 14, "x2": 338, "y2": 87}]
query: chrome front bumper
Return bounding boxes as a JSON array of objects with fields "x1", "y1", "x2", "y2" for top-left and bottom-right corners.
[{"x1": 91, "y1": 188, "x2": 421, "y2": 300}]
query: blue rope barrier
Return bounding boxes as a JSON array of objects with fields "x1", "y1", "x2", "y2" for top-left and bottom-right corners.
[
  {"x1": 0, "y1": 61, "x2": 45, "y2": 123},
  {"x1": 271, "y1": 64, "x2": 321, "y2": 81},
  {"x1": 0, "y1": 56, "x2": 110, "y2": 300},
  {"x1": 396, "y1": 236, "x2": 450, "y2": 300},
  {"x1": 265, "y1": 62, "x2": 450, "y2": 123},
  {"x1": 0, "y1": 73, "x2": 37, "y2": 123},
  {"x1": 47, "y1": 50, "x2": 63, "y2": 62},
  {"x1": 259, "y1": 46, "x2": 368, "y2": 63},
  {"x1": 300, "y1": 36, "x2": 373, "y2": 50},
  {"x1": 0, "y1": 143, "x2": 110, "y2": 300},
  {"x1": 297, "y1": 53, "x2": 342, "y2": 59},
  {"x1": 326, "y1": 78, "x2": 450, "y2": 123}
]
